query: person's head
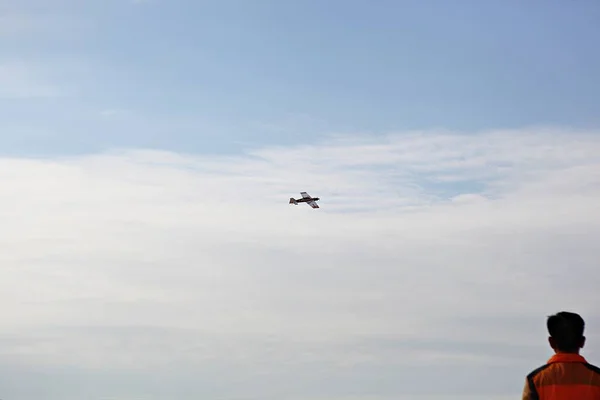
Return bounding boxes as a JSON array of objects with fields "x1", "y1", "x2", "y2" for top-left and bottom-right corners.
[{"x1": 547, "y1": 311, "x2": 586, "y2": 353}]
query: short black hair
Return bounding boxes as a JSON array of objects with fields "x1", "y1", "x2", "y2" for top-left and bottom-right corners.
[{"x1": 547, "y1": 311, "x2": 585, "y2": 352}]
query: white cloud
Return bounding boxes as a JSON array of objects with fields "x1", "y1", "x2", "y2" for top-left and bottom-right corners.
[{"x1": 1, "y1": 127, "x2": 599, "y2": 399}]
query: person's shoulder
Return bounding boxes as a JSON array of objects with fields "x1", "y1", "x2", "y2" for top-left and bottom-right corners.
[
  {"x1": 584, "y1": 362, "x2": 600, "y2": 374},
  {"x1": 526, "y1": 363, "x2": 551, "y2": 379}
]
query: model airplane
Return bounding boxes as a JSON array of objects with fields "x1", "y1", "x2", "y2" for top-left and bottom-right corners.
[{"x1": 289, "y1": 192, "x2": 320, "y2": 208}]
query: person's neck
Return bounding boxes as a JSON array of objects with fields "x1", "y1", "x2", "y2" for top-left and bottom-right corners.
[{"x1": 555, "y1": 350, "x2": 580, "y2": 355}]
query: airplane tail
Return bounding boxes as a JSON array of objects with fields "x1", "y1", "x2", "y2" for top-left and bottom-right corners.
[{"x1": 289, "y1": 198, "x2": 298, "y2": 205}]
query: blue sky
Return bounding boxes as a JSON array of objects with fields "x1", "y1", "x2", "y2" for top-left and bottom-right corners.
[
  {"x1": 2, "y1": 2, "x2": 600, "y2": 400},
  {"x1": 2, "y1": 0, "x2": 600, "y2": 156}
]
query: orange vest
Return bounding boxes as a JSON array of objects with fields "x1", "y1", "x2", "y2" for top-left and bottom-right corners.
[{"x1": 523, "y1": 353, "x2": 600, "y2": 400}]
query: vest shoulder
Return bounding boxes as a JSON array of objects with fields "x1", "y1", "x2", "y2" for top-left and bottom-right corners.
[
  {"x1": 527, "y1": 363, "x2": 551, "y2": 379},
  {"x1": 584, "y1": 363, "x2": 600, "y2": 374}
]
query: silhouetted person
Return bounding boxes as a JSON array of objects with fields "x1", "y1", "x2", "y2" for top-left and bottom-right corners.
[{"x1": 522, "y1": 311, "x2": 600, "y2": 399}]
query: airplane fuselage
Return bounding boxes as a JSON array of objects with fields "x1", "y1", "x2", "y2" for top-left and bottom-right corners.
[{"x1": 294, "y1": 197, "x2": 319, "y2": 203}]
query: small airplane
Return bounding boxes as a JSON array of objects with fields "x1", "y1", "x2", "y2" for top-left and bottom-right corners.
[{"x1": 289, "y1": 191, "x2": 320, "y2": 209}]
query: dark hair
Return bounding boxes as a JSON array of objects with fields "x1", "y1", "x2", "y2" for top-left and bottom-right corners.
[{"x1": 547, "y1": 311, "x2": 585, "y2": 352}]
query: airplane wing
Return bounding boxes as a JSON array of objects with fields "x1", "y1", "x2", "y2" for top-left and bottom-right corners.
[
  {"x1": 300, "y1": 192, "x2": 311, "y2": 199},
  {"x1": 307, "y1": 200, "x2": 319, "y2": 209}
]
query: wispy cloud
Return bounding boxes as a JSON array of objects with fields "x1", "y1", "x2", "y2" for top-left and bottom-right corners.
[
  {"x1": 0, "y1": 61, "x2": 66, "y2": 98},
  {"x1": 0, "y1": 13, "x2": 41, "y2": 37},
  {"x1": 99, "y1": 108, "x2": 132, "y2": 118},
  {"x1": 1, "y1": 127, "x2": 599, "y2": 399},
  {"x1": 0, "y1": 10, "x2": 86, "y2": 38}
]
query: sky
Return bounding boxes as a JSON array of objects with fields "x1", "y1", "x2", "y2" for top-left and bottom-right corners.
[{"x1": 1, "y1": 1, "x2": 600, "y2": 399}]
